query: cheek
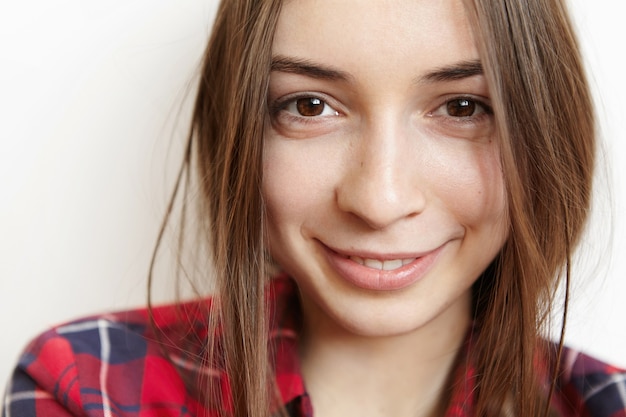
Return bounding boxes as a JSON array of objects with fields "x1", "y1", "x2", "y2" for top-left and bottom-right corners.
[
  {"x1": 263, "y1": 150, "x2": 294, "y2": 232},
  {"x1": 263, "y1": 131, "x2": 352, "y2": 220},
  {"x1": 263, "y1": 147, "x2": 296, "y2": 261},
  {"x1": 262, "y1": 140, "x2": 330, "y2": 232},
  {"x1": 425, "y1": 140, "x2": 506, "y2": 227},
  {"x1": 263, "y1": 161, "x2": 297, "y2": 223}
]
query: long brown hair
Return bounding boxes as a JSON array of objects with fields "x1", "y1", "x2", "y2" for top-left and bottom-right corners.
[
  {"x1": 464, "y1": 0, "x2": 594, "y2": 415},
  {"x1": 150, "y1": 1, "x2": 595, "y2": 416}
]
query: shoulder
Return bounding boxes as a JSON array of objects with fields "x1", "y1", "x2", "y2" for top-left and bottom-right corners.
[
  {"x1": 3, "y1": 301, "x2": 213, "y2": 417},
  {"x1": 553, "y1": 345, "x2": 626, "y2": 417}
]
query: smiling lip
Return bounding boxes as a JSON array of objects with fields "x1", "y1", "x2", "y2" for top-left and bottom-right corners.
[{"x1": 321, "y1": 243, "x2": 445, "y2": 291}]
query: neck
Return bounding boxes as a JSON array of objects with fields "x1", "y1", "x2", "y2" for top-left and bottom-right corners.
[{"x1": 298, "y1": 296, "x2": 471, "y2": 417}]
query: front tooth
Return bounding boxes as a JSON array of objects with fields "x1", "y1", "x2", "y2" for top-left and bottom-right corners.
[
  {"x1": 350, "y1": 257, "x2": 416, "y2": 270},
  {"x1": 350, "y1": 256, "x2": 365, "y2": 265},
  {"x1": 382, "y1": 259, "x2": 403, "y2": 271},
  {"x1": 363, "y1": 258, "x2": 383, "y2": 269}
]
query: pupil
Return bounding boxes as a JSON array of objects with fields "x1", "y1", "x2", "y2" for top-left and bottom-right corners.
[
  {"x1": 447, "y1": 99, "x2": 475, "y2": 117},
  {"x1": 297, "y1": 97, "x2": 324, "y2": 116}
]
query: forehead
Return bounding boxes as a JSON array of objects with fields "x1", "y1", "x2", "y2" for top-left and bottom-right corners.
[{"x1": 273, "y1": 0, "x2": 480, "y2": 74}]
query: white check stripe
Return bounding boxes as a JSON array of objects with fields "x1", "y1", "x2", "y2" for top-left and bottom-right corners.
[
  {"x1": 57, "y1": 320, "x2": 102, "y2": 334},
  {"x1": 4, "y1": 390, "x2": 54, "y2": 417},
  {"x1": 615, "y1": 373, "x2": 626, "y2": 411},
  {"x1": 583, "y1": 371, "x2": 626, "y2": 404},
  {"x1": 6, "y1": 391, "x2": 54, "y2": 402},
  {"x1": 57, "y1": 316, "x2": 122, "y2": 335},
  {"x1": 98, "y1": 319, "x2": 113, "y2": 417},
  {"x1": 3, "y1": 378, "x2": 12, "y2": 417},
  {"x1": 57, "y1": 317, "x2": 119, "y2": 417}
]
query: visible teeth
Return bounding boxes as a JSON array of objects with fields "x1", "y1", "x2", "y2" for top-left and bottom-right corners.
[
  {"x1": 351, "y1": 256, "x2": 364, "y2": 265},
  {"x1": 349, "y1": 256, "x2": 416, "y2": 270},
  {"x1": 364, "y1": 258, "x2": 383, "y2": 269},
  {"x1": 382, "y1": 259, "x2": 402, "y2": 270}
]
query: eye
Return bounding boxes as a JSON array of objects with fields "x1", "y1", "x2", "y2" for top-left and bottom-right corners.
[
  {"x1": 269, "y1": 93, "x2": 344, "y2": 138},
  {"x1": 430, "y1": 97, "x2": 492, "y2": 119},
  {"x1": 424, "y1": 95, "x2": 494, "y2": 139},
  {"x1": 283, "y1": 96, "x2": 339, "y2": 117},
  {"x1": 446, "y1": 98, "x2": 477, "y2": 117}
]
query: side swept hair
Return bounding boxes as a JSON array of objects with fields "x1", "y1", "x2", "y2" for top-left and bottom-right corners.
[{"x1": 465, "y1": 0, "x2": 594, "y2": 415}]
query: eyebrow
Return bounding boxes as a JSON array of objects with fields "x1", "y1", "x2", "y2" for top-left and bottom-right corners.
[
  {"x1": 417, "y1": 60, "x2": 484, "y2": 83},
  {"x1": 271, "y1": 55, "x2": 353, "y2": 82},
  {"x1": 270, "y1": 55, "x2": 483, "y2": 84}
]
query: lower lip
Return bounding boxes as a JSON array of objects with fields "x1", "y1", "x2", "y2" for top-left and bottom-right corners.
[{"x1": 322, "y1": 244, "x2": 445, "y2": 291}]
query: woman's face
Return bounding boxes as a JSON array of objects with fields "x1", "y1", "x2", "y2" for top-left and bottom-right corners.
[{"x1": 263, "y1": 0, "x2": 508, "y2": 337}]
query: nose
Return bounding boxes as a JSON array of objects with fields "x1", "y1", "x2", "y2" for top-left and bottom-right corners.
[{"x1": 336, "y1": 119, "x2": 426, "y2": 230}]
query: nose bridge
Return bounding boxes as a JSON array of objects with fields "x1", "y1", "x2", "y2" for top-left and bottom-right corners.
[
  {"x1": 362, "y1": 122, "x2": 402, "y2": 200},
  {"x1": 337, "y1": 115, "x2": 425, "y2": 229}
]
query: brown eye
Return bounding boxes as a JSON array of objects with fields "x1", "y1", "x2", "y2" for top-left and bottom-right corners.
[
  {"x1": 296, "y1": 97, "x2": 325, "y2": 116},
  {"x1": 281, "y1": 95, "x2": 339, "y2": 118},
  {"x1": 446, "y1": 98, "x2": 476, "y2": 117}
]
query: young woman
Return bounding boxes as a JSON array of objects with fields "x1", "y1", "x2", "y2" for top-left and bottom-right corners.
[{"x1": 4, "y1": 1, "x2": 625, "y2": 416}]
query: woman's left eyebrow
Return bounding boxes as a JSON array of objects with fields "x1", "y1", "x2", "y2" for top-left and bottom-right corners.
[{"x1": 416, "y1": 60, "x2": 484, "y2": 84}]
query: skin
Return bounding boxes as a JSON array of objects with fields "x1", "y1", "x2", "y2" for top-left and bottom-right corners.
[{"x1": 263, "y1": 0, "x2": 509, "y2": 415}]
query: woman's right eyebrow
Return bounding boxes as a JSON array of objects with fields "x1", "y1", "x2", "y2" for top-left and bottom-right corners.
[{"x1": 270, "y1": 55, "x2": 353, "y2": 82}]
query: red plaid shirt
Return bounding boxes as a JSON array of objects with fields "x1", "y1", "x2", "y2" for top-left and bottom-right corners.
[{"x1": 4, "y1": 275, "x2": 626, "y2": 416}]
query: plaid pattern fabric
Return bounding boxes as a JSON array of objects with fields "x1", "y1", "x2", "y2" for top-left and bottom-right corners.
[{"x1": 4, "y1": 274, "x2": 626, "y2": 417}]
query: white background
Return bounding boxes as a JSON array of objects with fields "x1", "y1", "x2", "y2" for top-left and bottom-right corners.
[{"x1": 1, "y1": 0, "x2": 625, "y2": 398}]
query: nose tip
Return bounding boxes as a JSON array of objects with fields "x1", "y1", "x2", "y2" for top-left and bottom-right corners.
[{"x1": 336, "y1": 159, "x2": 425, "y2": 230}]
